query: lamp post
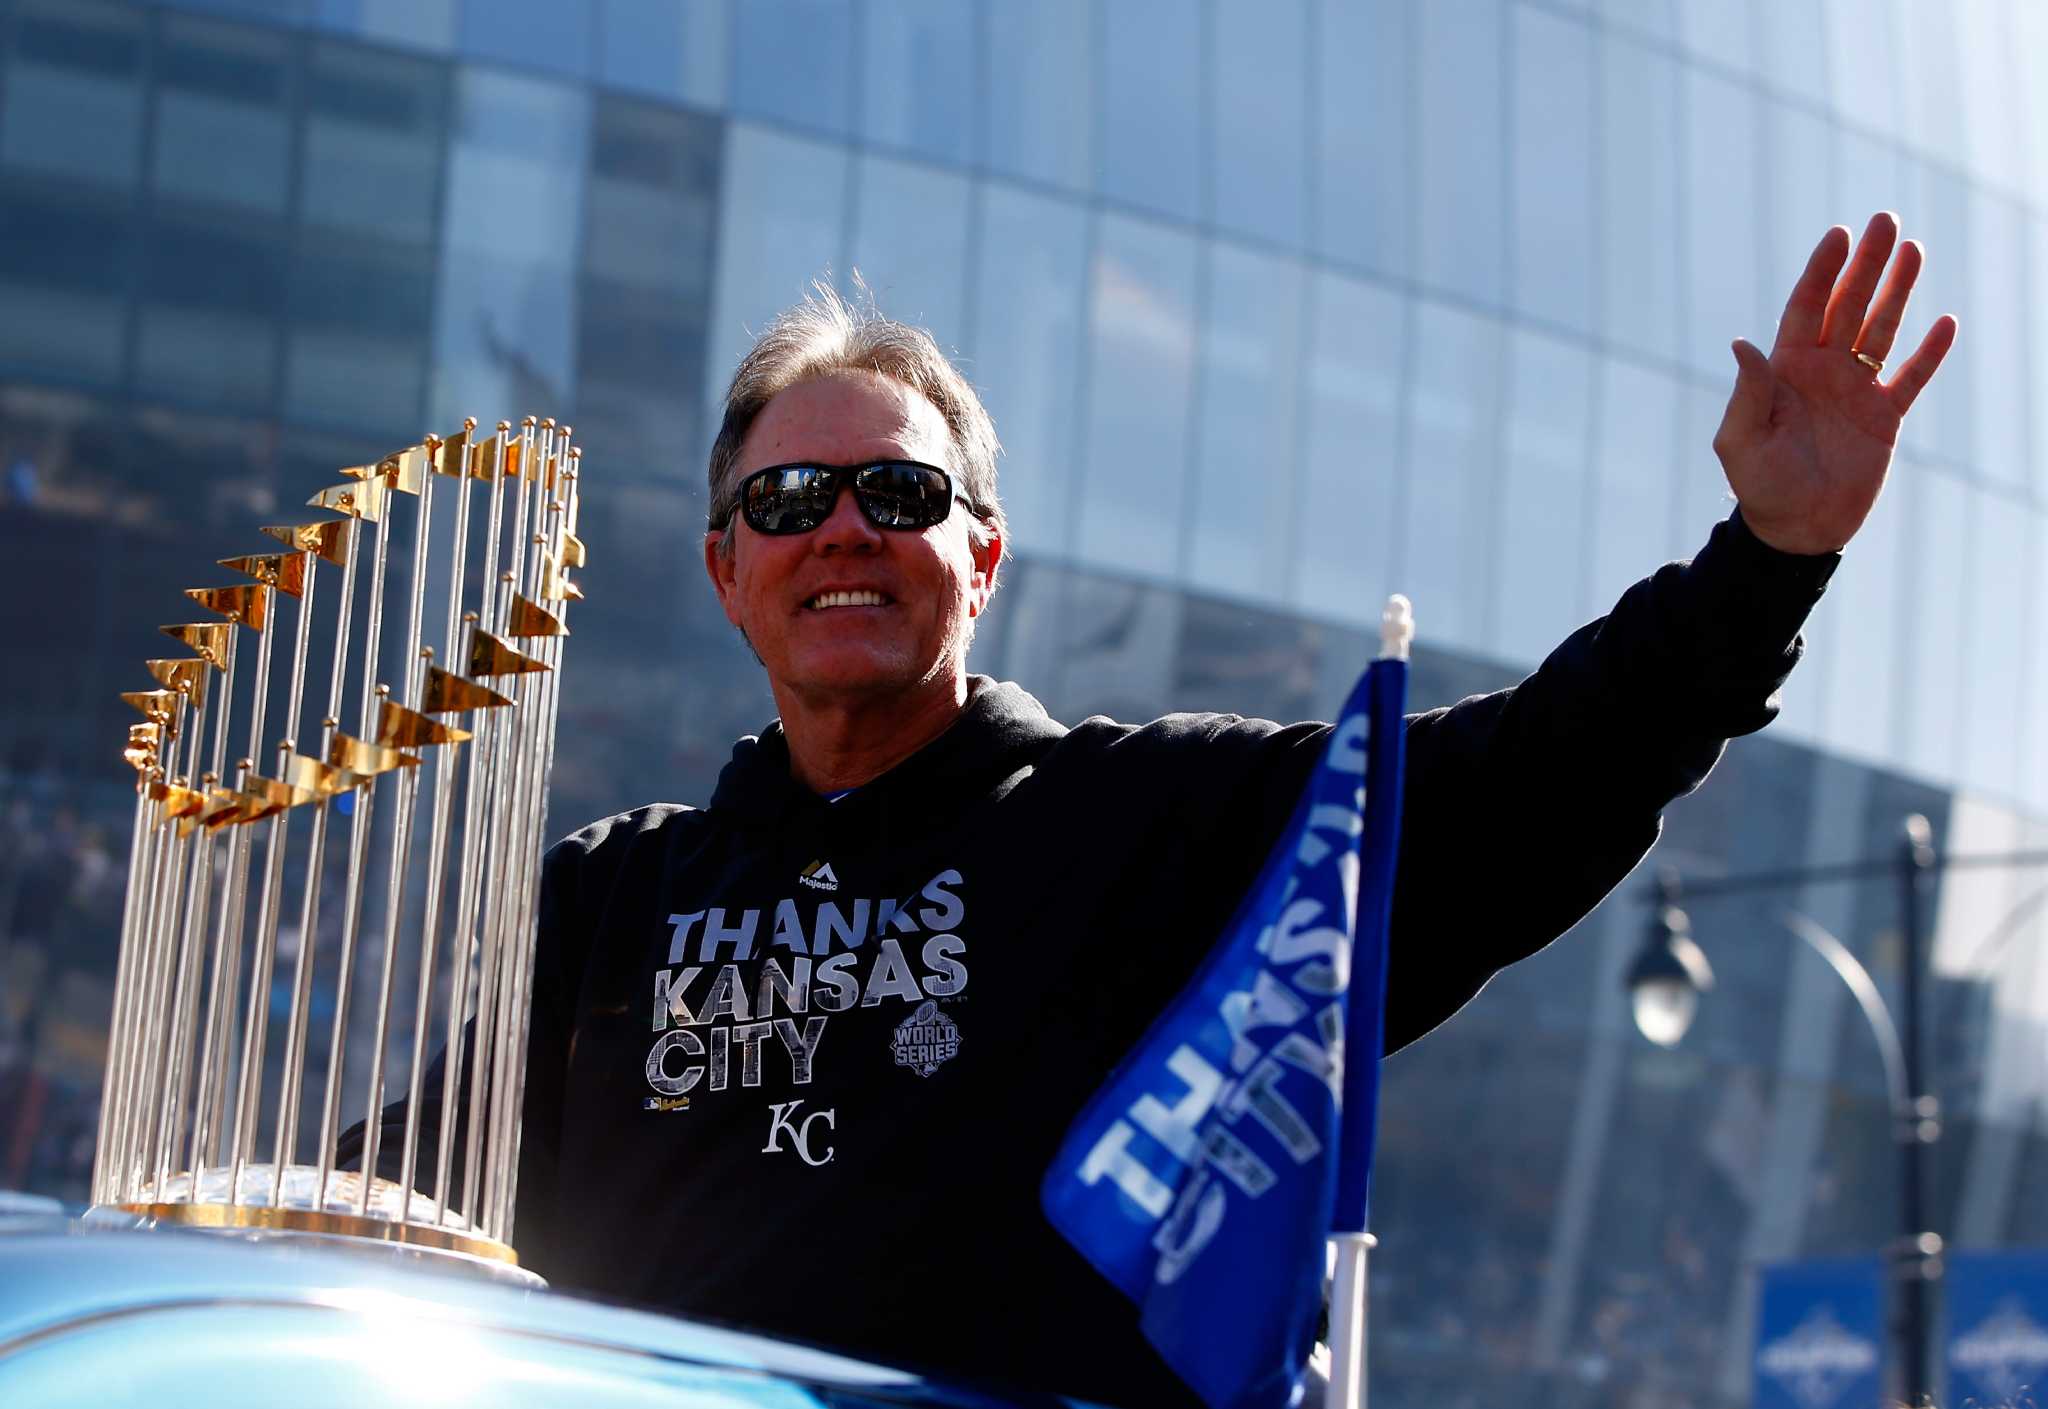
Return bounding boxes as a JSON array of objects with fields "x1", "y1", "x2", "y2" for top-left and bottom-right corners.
[{"x1": 1626, "y1": 815, "x2": 1944, "y2": 1409}]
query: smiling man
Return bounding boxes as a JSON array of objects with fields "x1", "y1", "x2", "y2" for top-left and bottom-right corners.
[{"x1": 349, "y1": 216, "x2": 1954, "y2": 1407}]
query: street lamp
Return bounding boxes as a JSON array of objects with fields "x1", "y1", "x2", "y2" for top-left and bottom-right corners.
[{"x1": 1623, "y1": 816, "x2": 1942, "y2": 1409}]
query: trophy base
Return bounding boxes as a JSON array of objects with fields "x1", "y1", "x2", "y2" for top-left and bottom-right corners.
[{"x1": 103, "y1": 1162, "x2": 526, "y2": 1275}]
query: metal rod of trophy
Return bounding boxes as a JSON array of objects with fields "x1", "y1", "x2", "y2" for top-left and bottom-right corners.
[
  {"x1": 190, "y1": 588, "x2": 274, "y2": 1178},
  {"x1": 116, "y1": 681, "x2": 201, "y2": 1200},
  {"x1": 480, "y1": 424, "x2": 553, "y2": 1236},
  {"x1": 272, "y1": 514, "x2": 361, "y2": 1207},
  {"x1": 401, "y1": 423, "x2": 490, "y2": 1208},
  {"x1": 94, "y1": 733, "x2": 161, "y2": 1203},
  {"x1": 457, "y1": 415, "x2": 533, "y2": 1225},
  {"x1": 226, "y1": 547, "x2": 317, "y2": 1200},
  {"x1": 498, "y1": 449, "x2": 578, "y2": 1242},
  {"x1": 315, "y1": 464, "x2": 399, "y2": 1206},
  {"x1": 356, "y1": 437, "x2": 444, "y2": 1215},
  {"x1": 98, "y1": 689, "x2": 186, "y2": 1202},
  {"x1": 153, "y1": 758, "x2": 214, "y2": 1197}
]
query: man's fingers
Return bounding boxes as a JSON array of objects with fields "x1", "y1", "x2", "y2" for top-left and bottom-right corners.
[
  {"x1": 1775, "y1": 226, "x2": 1851, "y2": 351},
  {"x1": 1853, "y1": 239, "x2": 1923, "y2": 365},
  {"x1": 1886, "y1": 315, "x2": 1958, "y2": 415},
  {"x1": 1818, "y1": 212, "x2": 1899, "y2": 350}
]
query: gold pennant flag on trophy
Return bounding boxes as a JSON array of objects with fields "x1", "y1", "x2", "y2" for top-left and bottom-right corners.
[
  {"x1": 259, "y1": 519, "x2": 353, "y2": 567},
  {"x1": 120, "y1": 691, "x2": 181, "y2": 735},
  {"x1": 468, "y1": 629, "x2": 549, "y2": 677},
  {"x1": 146, "y1": 658, "x2": 210, "y2": 708},
  {"x1": 327, "y1": 732, "x2": 421, "y2": 779},
  {"x1": 420, "y1": 664, "x2": 512, "y2": 713},
  {"x1": 186, "y1": 585, "x2": 270, "y2": 632},
  {"x1": 218, "y1": 553, "x2": 309, "y2": 599},
  {"x1": 308, "y1": 478, "x2": 388, "y2": 523},
  {"x1": 280, "y1": 752, "x2": 351, "y2": 798},
  {"x1": 376, "y1": 698, "x2": 472, "y2": 748},
  {"x1": 505, "y1": 593, "x2": 566, "y2": 639},
  {"x1": 159, "y1": 622, "x2": 234, "y2": 668}
]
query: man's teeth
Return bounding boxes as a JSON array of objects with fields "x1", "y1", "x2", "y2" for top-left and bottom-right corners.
[{"x1": 807, "y1": 590, "x2": 888, "y2": 609}]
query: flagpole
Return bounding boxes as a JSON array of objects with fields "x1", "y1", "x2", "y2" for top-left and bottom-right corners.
[{"x1": 1325, "y1": 594, "x2": 1412, "y2": 1409}]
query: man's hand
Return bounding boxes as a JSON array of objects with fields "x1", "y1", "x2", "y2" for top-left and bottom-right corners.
[{"x1": 1714, "y1": 212, "x2": 1958, "y2": 556}]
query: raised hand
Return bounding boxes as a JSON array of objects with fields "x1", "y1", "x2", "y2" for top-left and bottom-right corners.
[{"x1": 1713, "y1": 212, "x2": 1958, "y2": 555}]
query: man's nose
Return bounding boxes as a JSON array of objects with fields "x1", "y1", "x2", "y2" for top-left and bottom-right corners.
[{"x1": 812, "y1": 482, "x2": 881, "y2": 552}]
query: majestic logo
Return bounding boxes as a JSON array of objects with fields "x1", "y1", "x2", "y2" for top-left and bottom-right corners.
[
  {"x1": 763, "y1": 1099, "x2": 836, "y2": 1166},
  {"x1": 892, "y1": 999, "x2": 961, "y2": 1078},
  {"x1": 641, "y1": 1095, "x2": 691, "y2": 1113},
  {"x1": 797, "y1": 859, "x2": 840, "y2": 891},
  {"x1": 1755, "y1": 1307, "x2": 1880, "y2": 1409},
  {"x1": 1952, "y1": 1300, "x2": 2048, "y2": 1403}
]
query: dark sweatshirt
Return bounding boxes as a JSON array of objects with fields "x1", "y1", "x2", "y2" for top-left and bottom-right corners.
[{"x1": 344, "y1": 511, "x2": 1836, "y2": 1407}]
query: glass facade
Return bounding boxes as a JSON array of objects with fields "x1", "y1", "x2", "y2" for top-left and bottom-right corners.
[{"x1": 1, "y1": 3, "x2": 2045, "y2": 1406}]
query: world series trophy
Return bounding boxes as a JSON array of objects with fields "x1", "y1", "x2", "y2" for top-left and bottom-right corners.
[{"x1": 90, "y1": 416, "x2": 585, "y2": 1272}]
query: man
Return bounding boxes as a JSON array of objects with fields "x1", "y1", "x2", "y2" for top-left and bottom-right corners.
[{"x1": 348, "y1": 216, "x2": 1952, "y2": 1407}]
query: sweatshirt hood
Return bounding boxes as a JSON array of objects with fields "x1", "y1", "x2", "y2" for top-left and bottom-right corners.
[{"x1": 708, "y1": 677, "x2": 1068, "y2": 844}]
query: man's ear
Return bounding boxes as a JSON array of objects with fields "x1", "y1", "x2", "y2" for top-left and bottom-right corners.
[
  {"x1": 704, "y1": 531, "x2": 743, "y2": 628},
  {"x1": 966, "y1": 528, "x2": 1002, "y2": 618}
]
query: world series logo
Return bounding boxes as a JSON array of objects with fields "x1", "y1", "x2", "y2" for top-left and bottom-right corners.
[{"x1": 892, "y1": 999, "x2": 960, "y2": 1077}]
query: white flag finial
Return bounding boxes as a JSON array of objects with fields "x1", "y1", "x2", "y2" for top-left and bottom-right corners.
[{"x1": 1378, "y1": 595, "x2": 1413, "y2": 662}]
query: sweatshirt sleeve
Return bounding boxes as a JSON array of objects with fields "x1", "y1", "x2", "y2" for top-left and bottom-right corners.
[{"x1": 1382, "y1": 508, "x2": 1837, "y2": 1051}]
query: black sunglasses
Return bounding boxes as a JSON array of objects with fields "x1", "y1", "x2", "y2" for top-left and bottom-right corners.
[{"x1": 730, "y1": 460, "x2": 972, "y2": 536}]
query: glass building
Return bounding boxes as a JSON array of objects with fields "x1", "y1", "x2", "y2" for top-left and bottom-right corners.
[{"x1": 0, "y1": 1, "x2": 2045, "y2": 1405}]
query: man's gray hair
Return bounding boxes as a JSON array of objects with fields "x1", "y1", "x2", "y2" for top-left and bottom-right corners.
[{"x1": 706, "y1": 281, "x2": 1007, "y2": 565}]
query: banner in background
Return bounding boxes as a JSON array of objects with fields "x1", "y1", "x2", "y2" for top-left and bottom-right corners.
[
  {"x1": 1752, "y1": 1256, "x2": 1884, "y2": 1409},
  {"x1": 1946, "y1": 1248, "x2": 2048, "y2": 1407}
]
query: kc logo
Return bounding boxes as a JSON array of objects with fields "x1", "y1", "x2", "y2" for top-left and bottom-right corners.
[{"x1": 762, "y1": 1099, "x2": 836, "y2": 1166}]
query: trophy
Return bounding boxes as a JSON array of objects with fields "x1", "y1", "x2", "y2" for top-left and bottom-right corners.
[{"x1": 91, "y1": 416, "x2": 585, "y2": 1271}]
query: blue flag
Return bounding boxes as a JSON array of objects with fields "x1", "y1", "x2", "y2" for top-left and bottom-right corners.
[{"x1": 1041, "y1": 654, "x2": 1409, "y2": 1409}]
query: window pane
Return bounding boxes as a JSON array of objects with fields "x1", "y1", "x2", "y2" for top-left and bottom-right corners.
[
  {"x1": 1897, "y1": 0, "x2": 1966, "y2": 164},
  {"x1": 859, "y1": 0, "x2": 972, "y2": 166},
  {"x1": 847, "y1": 155, "x2": 972, "y2": 354},
  {"x1": 1816, "y1": 481, "x2": 1904, "y2": 762},
  {"x1": 2018, "y1": 2, "x2": 2048, "y2": 206},
  {"x1": 1674, "y1": 0, "x2": 1754, "y2": 74},
  {"x1": 1835, "y1": 127, "x2": 1901, "y2": 245},
  {"x1": 1758, "y1": 0, "x2": 1827, "y2": 104},
  {"x1": 457, "y1": 0, "x2": 592, "y2": 79},
  {"x1": 284, "y1": 232, "x2": 433, "y2": 436},
  {"x1": 1400, "y1": 300, "x2": 1503, "y2": 654},
  {"x1": 1598, "y1": 33, "x2": 1680, "y2": 363},
  {"x1": 300, "y1": 39, "x2": 448, "y2": 245},
  {"x1": 1596, "y1": 0, "x2": 1672, "y2": 42},
  {"x1": 968, "y1": 184, "x2": 1088, "y2": 556},
  {"x1": 431, "y1": 70, "x2": 590, "y2": 425},
  {"x1": 1188, "y1": 243, "x2": 1305, "y2": 603},
  {"x1": 1961, "y1": 487, "x2": 2026, "y2": 797},
  {"x1": 1212, "y1": 0, "x2": 1307, "y2": 248},
  {"x1": 1, "y1": 0, "x2": 147, "y2": 190},
  {"x1": 1511, "y1": 5, "x2": 1592, "y2": 333},
  {"x1": 576, "y1": 96, "x2": 722, "y2": 480},
  {"x1": 1900, "y1": 465, "x2": 1970, "y2": 779},
  {"x1": 1588, "y1": 356, "x2": 1680, "y2": 611},
  {"x1": 1316, "y1": 0, "x2": 1409, "y2": 278},
  {"x1": 0, "y1": 183, "x2": 133, "y2": 382},
  {"x1": 1416, "y1": 0, "x2": 1503, "y2": 305},
  {"x1": 703, "y1": 124, "x2": 849, "y2": 409},
  {"x1": 135, "y1": 211, "x2": 285, "y2": 410},
  {"x1": 1098, "y1": 0, "x2": 1200, "y2": 222},
  {"x1": 982, "y1": 0, "x2": 1091, "y2": 191},
  {"x1": 1674, "y1": 380, "x2": 1734, "y2": 553},
  {"x1": 1074, "y1": 213, "x2": 1198, "y2": 580},
  {"x1": 1494, "y1": 329, "x2": 1591, "y2": 665},
  {"x1": 1952, "y1": 0, "x2": 2016, "y2": 190},
  {"x1": 2033, "y1": 214, "x2": 2048, "y2": 502},
  {"x1": 1823, "y1": 0, "x2": 1902, "y2": 143},
  {"x1": 1683, "y1": 69, "x2": 1762, "y2": 377},
  {"x1": 2026, "y1": 507, "x2": 2048, "y2": 809},
  {"x1": 1968, "y1": 191, "x2": 2026, "y2": 491},
  {"x1": 1292, "y1": 273, "x2": 1402, "y2": 624},
  {"x1": 596, "y1": 0, "x2": 728, "y2": 108},
  {"x1": 152, "y1": 16, "x2": 294, "y2": 214},
  {"x1": 732, "y1": 0, "x2": 852, "y2": 138},
  {"x1": 315, "y1": 0, "x2": 457, "y2": 53}
]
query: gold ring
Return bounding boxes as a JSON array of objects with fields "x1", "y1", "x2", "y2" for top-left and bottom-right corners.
[{"x1": 1854, "y1": 351, "x2": 1884, "y2": 374}]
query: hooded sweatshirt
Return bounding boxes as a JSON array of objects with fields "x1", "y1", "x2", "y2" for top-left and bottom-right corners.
[{"x1": 345, "y1": 511, "x2": 1835, "y2": 1408}]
